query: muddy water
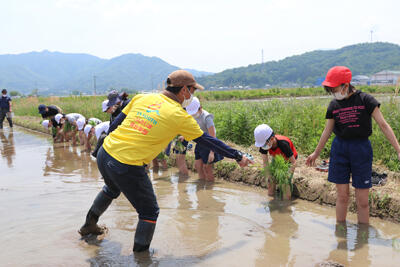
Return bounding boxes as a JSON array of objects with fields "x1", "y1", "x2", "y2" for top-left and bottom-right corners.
[{"x1": 1, "y1": 127, "x2": 400, "y2": 267}]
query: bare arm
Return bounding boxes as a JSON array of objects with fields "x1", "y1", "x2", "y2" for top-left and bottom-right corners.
[
  {"x1": 372, "y1": 107, "x2": 400, "y2": 160},
  {"x1": 207, "y1": 125, "x2": 216, "y2": 162},
  {"x1": 9, "y1": 100, "x2": 12, "y2": 112},
  {"x1": 289, "y1": 155, "x2": 296, "y2": 173},
  {"x1": 261, "y1": 153, "x2": 269, "y2": 166},
  {"x1": 306, "y1": 119, "x2": 335, "y2": 166}
]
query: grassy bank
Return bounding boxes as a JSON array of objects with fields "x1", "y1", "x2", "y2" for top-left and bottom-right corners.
[
  {"x1": 203, "y1": 97, "x2": 400, "y2": 171},
  {"x1": 13, "y1": 95, "x2": 110, "y2": 121}
]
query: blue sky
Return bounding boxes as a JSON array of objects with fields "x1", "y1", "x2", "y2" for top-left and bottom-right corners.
[{"x1": 1, "y1": 0, "x2": 399, "y2": 72}]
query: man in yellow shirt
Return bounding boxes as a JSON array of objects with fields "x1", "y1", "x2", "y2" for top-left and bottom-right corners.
[{"x1": 79, "y1": 70, "x2": 252, "y2": 252}]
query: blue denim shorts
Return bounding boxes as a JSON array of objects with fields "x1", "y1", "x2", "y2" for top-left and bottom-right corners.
[{"x1": 328, "y1": 136, "x2": 373, "y2": 189}]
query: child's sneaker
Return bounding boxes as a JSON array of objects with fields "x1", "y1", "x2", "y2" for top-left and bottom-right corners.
[{"x1": 316, "y1": 160, "x2": 329, "y2": 172}]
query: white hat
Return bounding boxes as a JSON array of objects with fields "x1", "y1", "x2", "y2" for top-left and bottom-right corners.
[
  {"x1": 42, "y1": 120, "x2": 49, "y2": 129},
  {"x1": 254, "y1": 124, "x2": 274, "y2": 147},
  {"x1": 185, "y1": 96, "x2": 200, "y2": 115},
  {"x1": 102, "y1": 100, "x2": 109, "y2": 112},
  {"x1": 76, "y1": 118, "x2": 86, "y2": 131},
  {"x1": 84, "y1": 124, "x2": 93, "y2": 137},
  {"x1": 55, "y1": 113, "x2": 63, "y2": 124}
]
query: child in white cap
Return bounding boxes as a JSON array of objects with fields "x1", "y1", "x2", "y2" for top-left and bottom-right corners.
[
  {"x1": 42, "y1": 117, "x2": 65, "y2": 142},
  {"x1": 254, "y1": 124, "x2": 297, "y2": 199},
  {"x1": 186, "y1": 97, "x2": 223, "y2": 181},
  {"x1": 55, "y1": 113, "x2": 85, "y2": 146},
  {"x1": 82, "y1": 118, "x2": 103, "y2": 151}
]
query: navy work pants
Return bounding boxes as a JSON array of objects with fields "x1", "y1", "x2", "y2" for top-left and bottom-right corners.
[
  {"x1": 0, "y1": 109, "x2": 12, "y2": 129},
  {"x1": 96, "y1": 146, "x2": 160, "y2": 221}
]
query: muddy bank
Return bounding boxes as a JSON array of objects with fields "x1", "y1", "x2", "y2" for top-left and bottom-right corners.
[{"x1": 14, "y1": 115, "x2": 400, "y2": 223}]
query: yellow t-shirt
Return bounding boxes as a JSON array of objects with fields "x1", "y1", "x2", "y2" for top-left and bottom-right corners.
[{"x1": 103, "y1": 93, "x2": 203, "y2": 165}]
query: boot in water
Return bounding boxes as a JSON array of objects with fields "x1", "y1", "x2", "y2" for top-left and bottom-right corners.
[
  {"x1": 133, "y1": 219, "x2": 156, "y2": 252},
  {"x1": 79, "y1": 210, "x2": 107, "y2": 236},
  {"x1": 79, "y1": 191, "x2": 112, "y2": 236}
]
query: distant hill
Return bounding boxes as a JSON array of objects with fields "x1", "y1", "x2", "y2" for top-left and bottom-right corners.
[
  {"x1": 198, "y1": 42, "x2": 400, "y2": 88},
  {"x1": 0, "y1": 51, "x2": 213, "y2": 95}
]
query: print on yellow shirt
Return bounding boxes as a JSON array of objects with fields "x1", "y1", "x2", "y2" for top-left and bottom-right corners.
[{"x1": 103, "y1": 93, "x2": 203, "y2": 166}]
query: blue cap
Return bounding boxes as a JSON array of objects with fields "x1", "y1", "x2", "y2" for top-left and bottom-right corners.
[
  {"x1": 38, "y1": 104, "x2": 46, "y2": 114},
  {"x1": 107, "y1": 90, "x2": 121, "y2": 107}
]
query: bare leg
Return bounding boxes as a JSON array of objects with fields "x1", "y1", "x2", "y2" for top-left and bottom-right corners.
[
  {"x1": 267, "y1": 179, "x2": 276, "y2": 196},
  {"x1": 161, "y1": 159, "x2": 168, "y2": 170},
  {"x1": 79, "y1": 131, "x2": 85, "y2": 146},
  {"x1": 203, "y1": 164, "x2": 215, "y2": 182},
  {"x1": 152, "y1": 158, "x2": 159, "y2": 168},
  {"x1": 195, "y1": 159, "x2": 205, "y2": 179},
  {"x1": 176, "y1": 154, "x2": 188, "y2": 175},
  {"x1": 71, "y1": 130, "x2": 77, "y2": 145},
  {"x1": 336, "y1": 184, "x2": 350, "y2": 223},
  {"x1": 355, "y1": 188, "x2": 369, "y2": 224}
]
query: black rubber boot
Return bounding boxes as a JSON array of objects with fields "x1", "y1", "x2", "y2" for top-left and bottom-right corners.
[
  {"x1": 79, "y1": 191, "x2": 112, "y2": 236},
  {"x1": 133, "y1": 220, "x2": 156, "y2": 252}
]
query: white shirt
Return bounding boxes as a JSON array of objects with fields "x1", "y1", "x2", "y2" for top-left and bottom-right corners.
[{"x1": 95, "y1": 121, "x2": 110, "y2": 140}]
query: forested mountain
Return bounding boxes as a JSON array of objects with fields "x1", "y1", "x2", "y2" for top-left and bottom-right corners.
[
  {"x1": 0, "y1": 51, "x2": 212, "y2": 95},
  {"x1": 198, "y1": 42, "x2": 400, "y2": 88}
]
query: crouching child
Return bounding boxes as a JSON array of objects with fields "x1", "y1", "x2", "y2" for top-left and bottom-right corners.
[{"x1": 254, "y1": 124, "x2": 297, "y2": 199}]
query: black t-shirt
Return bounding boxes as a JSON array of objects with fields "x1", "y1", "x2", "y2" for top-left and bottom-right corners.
[
  {"x1": 50, "y1": 118, "x2": 61, "y2": 128},
  {"x1": 41, "y1": 105, "x2": 60, "y2": 118},
  {"x1": 326, "y1": 90, "x2": 380, "y2": 139},
  {"x1": 259, "y1": 139, "x2": 294, "y2": 159}
]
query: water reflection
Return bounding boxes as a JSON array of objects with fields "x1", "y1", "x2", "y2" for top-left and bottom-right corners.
[
  {"x1": 153, "y1": 172, "x2": 226, "y2": 256},
  {"x1": 0, "y1": 129, "x2": 15, "y2": 168},
  {"x1": 324, "y1": 222, "x2": 369, "y2": 266},
  {"x1": 258, "y1": 199, "x2": 299, "y2": 266},
  {"x1": 43, "y1": 143, "x2": 98, "y2": 178}
]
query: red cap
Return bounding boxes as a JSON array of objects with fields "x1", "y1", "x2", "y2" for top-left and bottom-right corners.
[{"x1": 322, "y1": 66, "x2": 352, "y2": 87}]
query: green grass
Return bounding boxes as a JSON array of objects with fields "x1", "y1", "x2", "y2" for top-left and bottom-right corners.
[
  {"x1": 203, "y1": 97, "x2": 400, "y2": 171},
  {"x1": 12, "y1": 92, "x2": 400, "y2": 171},
  {"x1": 13, "y1": 95, "x2": 112, "y2": 121},
  {"x1": 196, "y1": 85, "x2": 397, "y2": 101}
]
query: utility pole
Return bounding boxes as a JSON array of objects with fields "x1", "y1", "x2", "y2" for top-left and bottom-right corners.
[
  {"x1": 370, "y1": 30, "x2": 373, "y2": 42},
  {"x1": 261, "y1": 49, "x2": 264, "y2": 64},
  {"x1": 93, "y1": 75, "x2": 97, "y2": 95}
]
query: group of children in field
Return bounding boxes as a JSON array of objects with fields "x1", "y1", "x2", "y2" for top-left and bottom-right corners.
[
  {"x1": 39, "y1": 90, "x2": 128, "y2": 155},
  {"x1": 40, "y1": 66, "x2": 400, "y2": 225}
]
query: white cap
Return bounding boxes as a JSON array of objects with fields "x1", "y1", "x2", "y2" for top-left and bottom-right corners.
[
  {"x1": 76, "y1": 118, "x2": 86, "y2": 131},
  {"x1": 102, "y1": 100, "x2": 109, "y2": 112},
  {"x1": 84, "y1": 124, "x2": 93, "y2": 137},
  {"x1": 55, "y1": 113, "x2": 63, "y2": 124},
  {"x1": 254, "y1": 124, "x2": 274, "y2": 147},
  {"x1": 186, "y1": 96, "x2": 200, "y2": 115},
  {"x1": 42, "y1": 120, "x2": 49, "y2": 129}
]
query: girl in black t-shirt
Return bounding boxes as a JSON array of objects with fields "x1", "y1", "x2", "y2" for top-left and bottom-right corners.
[{"x1": 306, "y1": 66, "x2": 400, "y2": 225}]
